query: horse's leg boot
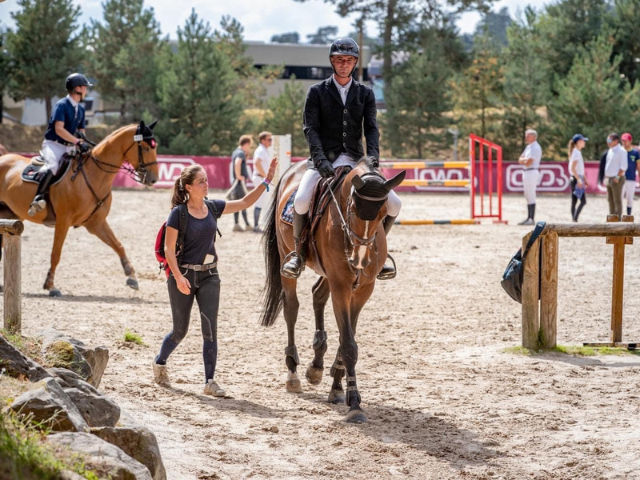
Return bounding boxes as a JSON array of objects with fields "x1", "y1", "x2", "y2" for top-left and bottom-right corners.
[
  {"x1": 281, "y1": 212, "x2": 308, "y2": 279},
  {"x1": 28, "y1": 169, "x2": 54, "y2": 217},
  {"x1": 377, "y1": 215, "x2": 397, "y2": 280}
]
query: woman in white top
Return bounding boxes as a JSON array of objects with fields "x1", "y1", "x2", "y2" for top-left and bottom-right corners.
[{"x1": 569, "y1": 133, "x2": 588, "y2": 221}]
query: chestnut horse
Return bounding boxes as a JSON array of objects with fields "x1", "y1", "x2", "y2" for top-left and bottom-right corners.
[
  {"x1": 0, "y1": 121, "x2": 159, "y2": 296},
  {"x1": 260, "y1": 158, "x2": 405, "y2": 423}
]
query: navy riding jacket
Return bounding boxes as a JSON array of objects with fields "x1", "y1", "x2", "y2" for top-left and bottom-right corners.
[
  {"x1": 44, "y1": 97, "x2": 86, "y2": 145},
  {"x1": 303, "y1": 76, "x2": 379, "y2": 167}
]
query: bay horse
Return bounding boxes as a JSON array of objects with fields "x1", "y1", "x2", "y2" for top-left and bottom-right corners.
[
  {"x1": 260, "y1": 158, "x2": 405, "y2": 423},
  {"x1": 0, "y1": 121, "x2": 159, "y2": 296}
]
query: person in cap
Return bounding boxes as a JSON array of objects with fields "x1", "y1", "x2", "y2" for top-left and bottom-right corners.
[
  {"x1": 603, "y1": 133, "x2": 628, "y2": 218},
  {"x1": 517, "y1": 129, "x2": 542, "y2": 225},
  {"x1": 568, "y1": 133, "x2": 588, "y2": 221},
  {"x1": 28, "y1": 73, "x2": 93, "y2": 216},
  {"x1": 620, "y1": 133, "x2": 640, "y2": 216},
  {"x1": 281, "y1": 37, "x2": 401, "y2": 280},
  {"x1": 226, "y1": 134, "x2": 253, "y2": 232}
]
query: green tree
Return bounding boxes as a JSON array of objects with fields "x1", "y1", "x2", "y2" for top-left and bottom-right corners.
[
  {"x1": 500, "y1": 7, "x2": 548, "y2": 160},
  {"x1": 90, "y1": 0, "x2": 162, "y2": 122},
  {"x1": 263, "y1": 78, "x2": 307, "y2": 156},
  {"x1": 608, "y1": 0, "x2": 640, "y2": 86},
  {"x1": 156, "y1": 9, "x2": 244, "y2": 155},
  {"x1": 0, "y1": 27, "x2": 13, "y2": 123},
  {"x1": 453, "y1": 33, "x2": 503, "y2": 141},
  {"x1": 475, "y1": 6, "x2": 512, "y2": 48},
  {"x1": 383, "y1": 37, "x2": 453, "y2": 158},
  {"x1": 6, "y1": 0, "x2": 83, "y2": 122},
  {"x1": 271, "y1": 32, "x2": 300, "y2": 43},
  {"x1": 307, "y1": 26, "x2": 338, "y2": 44},
  {"x1": 549, "y1": 34, "x2": 637, "y2": 160}
]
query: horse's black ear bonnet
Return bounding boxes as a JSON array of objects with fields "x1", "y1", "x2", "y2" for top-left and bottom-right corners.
[
  {"x1": 352, "y1": 172, "x2": 388, "y2": 221},
  {"x1": 134, "y1": 120, "x2": 157, "y2": 148}
]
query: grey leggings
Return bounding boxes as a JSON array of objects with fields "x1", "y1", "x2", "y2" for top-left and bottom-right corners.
[{"x1": 156, "y1": 267, "x2": 221, "y2": 382}]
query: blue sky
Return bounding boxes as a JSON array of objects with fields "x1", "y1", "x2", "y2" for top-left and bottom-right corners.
[{"x1": 0, "y1": 0, "x2": 549, "y2": 41}]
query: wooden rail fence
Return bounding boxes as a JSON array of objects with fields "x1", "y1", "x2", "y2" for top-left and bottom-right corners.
[
  {"x1": 522, "y1": 215, "x2": 639, "y2": 350},
  {"x1": 0, "y1": 219, "x2": 24, "y2": 334}
]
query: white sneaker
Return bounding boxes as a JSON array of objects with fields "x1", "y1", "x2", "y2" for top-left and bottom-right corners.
[
  {"x1": 518, "y1": 218, "x2": 534, "y2": 225},
  {"x1": 232, "y1": 224, "x2": 243, "y2": 232},
  {"x1": 152, "y1": 361, "x2": 170, "y2": 386},
  {"x1": 203, "y1": 379, "x2": 226, "y2": 397}
]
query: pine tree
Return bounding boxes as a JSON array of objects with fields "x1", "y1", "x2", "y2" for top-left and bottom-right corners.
[
  {"x1": 90, "y1": 0, "x2": 162, "y2": 122},
  {"x1": 156, "y1": 9, "x2": 244, "y2": 155},
  {"x1": 6, "y1": 0, "x2": 83, "y2": 122},
  {"x1": 0, "y1": 27, "x2": 13, "y2": 124},
  {"x1": 264, "y1": 78, "x2": 307, "y2": 156}
]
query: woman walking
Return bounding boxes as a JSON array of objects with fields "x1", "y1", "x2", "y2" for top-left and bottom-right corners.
[
  {"x1": 569, "y1": 133, "x2": 588, "y2": 222},
  {"x1": 153, "y1": 158, "x2": 277, "y2": 396}
]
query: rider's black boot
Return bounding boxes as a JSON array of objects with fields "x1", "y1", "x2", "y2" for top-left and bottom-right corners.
[
  {"x1": 377, "y1": 215, "x2": 397, "y2": 280},
  {"x1": 281, "y1": 212, "x2": 308, "y2": 279},
  {"x1": 28, "y1": 169, "x2": 54, "y2": 217}
]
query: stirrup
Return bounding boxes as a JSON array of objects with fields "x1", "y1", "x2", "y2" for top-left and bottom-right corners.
[
  {"x1": 281, "y1": 251, "x2": 304, "y2": 279},
  {"x1": 28, "y1": 198, "x2": 46, "y2": 217},
  {"x1": 377, "y1": 254, "x2": 397, "y2": 280}
]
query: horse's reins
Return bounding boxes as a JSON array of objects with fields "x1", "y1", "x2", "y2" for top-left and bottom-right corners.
[{"x1": 71, "y1": 137, "x2": 157, "y2": 224}]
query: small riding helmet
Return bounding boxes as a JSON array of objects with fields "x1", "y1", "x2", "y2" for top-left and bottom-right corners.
[
  {"x1": 65, "y1": 73, "x2": 93, "y2": 92},
  {"x1": 329, "y1": 38, "x2": 359, "y2": 60}
]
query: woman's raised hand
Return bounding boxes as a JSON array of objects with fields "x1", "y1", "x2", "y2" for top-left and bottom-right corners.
[{"x1": 266, "y1": 157, "x2": 278, "y2": 182}]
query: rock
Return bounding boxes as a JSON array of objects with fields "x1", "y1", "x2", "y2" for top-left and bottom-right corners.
[
  {"x1": 10, "y1": 378, "x2": 88, "y2": 432},
  {"x1": 92, "y1": 426, "x2": 166, "y2": 480},
  {"x1": 47, "y1": 432, "x2": 152, "y2": 480},
  {"x1": 0, "y1": 333, "x2": 50, "y2": 381},
  {"x1": 49, "y1": 367, "x2": 99, "y2": 394},
  {"x1": 59, "y1": 471, "x2": 86, "y2": 480},
  {"x1": 38, "y1": 329, "x2": 109, "y2": 388},
  {"x1": 64, "y1": 388, "x2": 120, "y2": 428}
]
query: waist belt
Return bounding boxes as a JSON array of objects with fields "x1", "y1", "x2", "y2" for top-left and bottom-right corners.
[
  {"x1": 524, "y1": 168, "x2": 538, "y2": 171},
  {"x1": 179, "y1": 262, "x2": 217, "y2": 271}
]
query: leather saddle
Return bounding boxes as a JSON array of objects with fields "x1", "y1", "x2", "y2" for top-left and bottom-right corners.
[{"x1": 21, "y1": 154, "x2": 73, "y2": 186}]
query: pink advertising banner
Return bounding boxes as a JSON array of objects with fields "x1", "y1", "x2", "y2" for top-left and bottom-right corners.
[{"x1": 114, "y1": 156, "x2": 624, "y2": 195}]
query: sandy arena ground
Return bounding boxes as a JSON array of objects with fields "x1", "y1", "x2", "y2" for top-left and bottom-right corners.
[{"x1": 3, "y1": 188, "x2": 640, "y2": 479}]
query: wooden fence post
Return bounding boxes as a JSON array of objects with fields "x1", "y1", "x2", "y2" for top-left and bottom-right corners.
[
  {"x1": 540, "y1": 231, "x2": 558, "y2": 348},
  {"x1": 1, "y1": 220, "x2": 24, "y2": 334},
  {"x1": 522, "y1": 232, "x2": 540, "y2": 350}
]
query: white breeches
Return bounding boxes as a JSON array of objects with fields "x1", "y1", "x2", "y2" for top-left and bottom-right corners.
[
  {"x1": 40, "y1": 139, "x2": 73, "y2": 175},
  {"x1": 621, "y1": 180, "x2": 636, "y2": 208},
  {"x1": 293, "y1": 155, "x2": 401, "y2": 217},
  {"x1": 522, "y1": 169, "x2": 538, "y2": 204}
]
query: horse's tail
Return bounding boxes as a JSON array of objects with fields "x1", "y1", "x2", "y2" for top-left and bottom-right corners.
[{"x1": 260, "y1": 177, "x2": 285, "y2": 327}]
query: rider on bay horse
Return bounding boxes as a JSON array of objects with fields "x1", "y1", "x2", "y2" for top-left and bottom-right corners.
[
  {"x1": 281, "y1": 38, "x2": 402, "y2": 280},
  {"x1": 28, "y1": 73, "x2": 93, "y2": 217}
]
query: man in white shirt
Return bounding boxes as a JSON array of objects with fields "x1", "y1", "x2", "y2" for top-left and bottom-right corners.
[
  {"x1": 517, "y1": 129, "x2": 542, "y2": 225},
  {"x1": 603, "y1": 133, "x2": 628, "y2": 218},
  {"x1": 251, "y1": 131, "x2": 273, "y2": 233}
]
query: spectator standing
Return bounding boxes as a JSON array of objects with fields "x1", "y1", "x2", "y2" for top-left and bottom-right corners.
[
  {"x1": 620, "y1": 133, "x2": 640, "y2": 216},
  {"x1": 517, "y1": 129, "x2": 542, "y2": 225},
  {"x1": 603, "y1": 133, "x2": 627, "y2": 218},
  {"x1": 568, "y1": 134, "x2": 588, "y2": 222},
  {"x1": 251, "y1": 131, "x2": 273, "y2": 233},
  {"x1": 226, "y1": 135, "x2": 253, "y2": 231}
]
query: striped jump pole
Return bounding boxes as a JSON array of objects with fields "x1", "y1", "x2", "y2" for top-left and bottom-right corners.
[
  {"x1": 379, "y1": 161, "x2": 470, "y2": 169},
  {"x1": 400, "y1": 179, "x2": 470, "y2": 188},
  {"x1": 394, "y1": 219, "x2": 480, "y2": 225}
]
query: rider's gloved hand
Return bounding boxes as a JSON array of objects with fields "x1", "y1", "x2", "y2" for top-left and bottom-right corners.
[
  {"x1": 316, "y1": 159, "x2": 335, "y2": 178},
  {"x1": 76, "y1": 141, "x2": 90, "y2": 153}
]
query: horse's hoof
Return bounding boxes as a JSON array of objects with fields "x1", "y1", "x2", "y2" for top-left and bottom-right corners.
[
  {"x1": 328, "y1": 389, "x2": 344, "y2": 404},
  {"x1": 126, "y1": 277, "x2": 139, "y2": 290},
  {"x1": 305, "y1": 363, "x2": 323, "y2": 385},
  {"x1": 48, "y1": 288, "x2": 62, "y2": 297},
  {"x1": 345, "y1": 408, "x2": 367, "y2": 424},
  {"x1": 286, "y1": 373, "x2": 302, "y2": 393}
]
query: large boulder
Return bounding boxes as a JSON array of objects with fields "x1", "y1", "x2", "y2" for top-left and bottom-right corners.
[
  {"x1": 48, "y1": 368, "x2": 120, "y2": 427},
  {"x1": 0, "y1": 334, "x2": 50, "y2": 381},
  {"x1": 9, "y1": 378, "x2": 88, "y2": 432},
  {"x1": 47, "y1": 432, "x2": 152, "y2": 480},
  {"x1": 38, "y1": 329, "x2": 109, "y2": 388},
  {"x1": 92, "y1": 426, "x2": 166, "y2": 480}
]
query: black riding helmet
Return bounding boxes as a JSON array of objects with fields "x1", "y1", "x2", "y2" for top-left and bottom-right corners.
[
  {"x1": 65, "y1": 73, "x2": 93, "y2": 92},
  {"x1": 329, "y1": 38, "x2": 359, "y2": 77}
]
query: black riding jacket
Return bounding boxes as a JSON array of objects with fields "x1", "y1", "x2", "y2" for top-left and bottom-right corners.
[{"x1": 303, "y1": 77, "x2": 379, "y2": 167}]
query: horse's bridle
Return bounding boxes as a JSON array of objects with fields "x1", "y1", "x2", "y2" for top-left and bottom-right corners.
[
  {"x1": 329, "y1": 171, "x2": 389, "y2": 271},
  {"x1": 121, "y1": 136, "x2": 158, "y2": 184}
]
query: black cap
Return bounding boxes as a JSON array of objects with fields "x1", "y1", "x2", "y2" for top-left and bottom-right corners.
[{"x1": 65, "y1": 73, "x2": 93, "y2": 92}]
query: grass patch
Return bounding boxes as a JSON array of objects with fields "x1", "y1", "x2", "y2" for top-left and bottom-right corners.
[
  {"x1": 504, "y1": 344, "x2": 640, "y2": 356},
  {"x1": 1, "y1": 330, "x2": 45, "y2": 365},
  {"x1": 123, "y1": 329, "x2": 145, "y2": 346},
  {"x1": 0, "y1": 408, "x2": 99, "y2": 480},
  {"x1": 502, "y1": 346, "x2": 532, "y2": 355}
]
